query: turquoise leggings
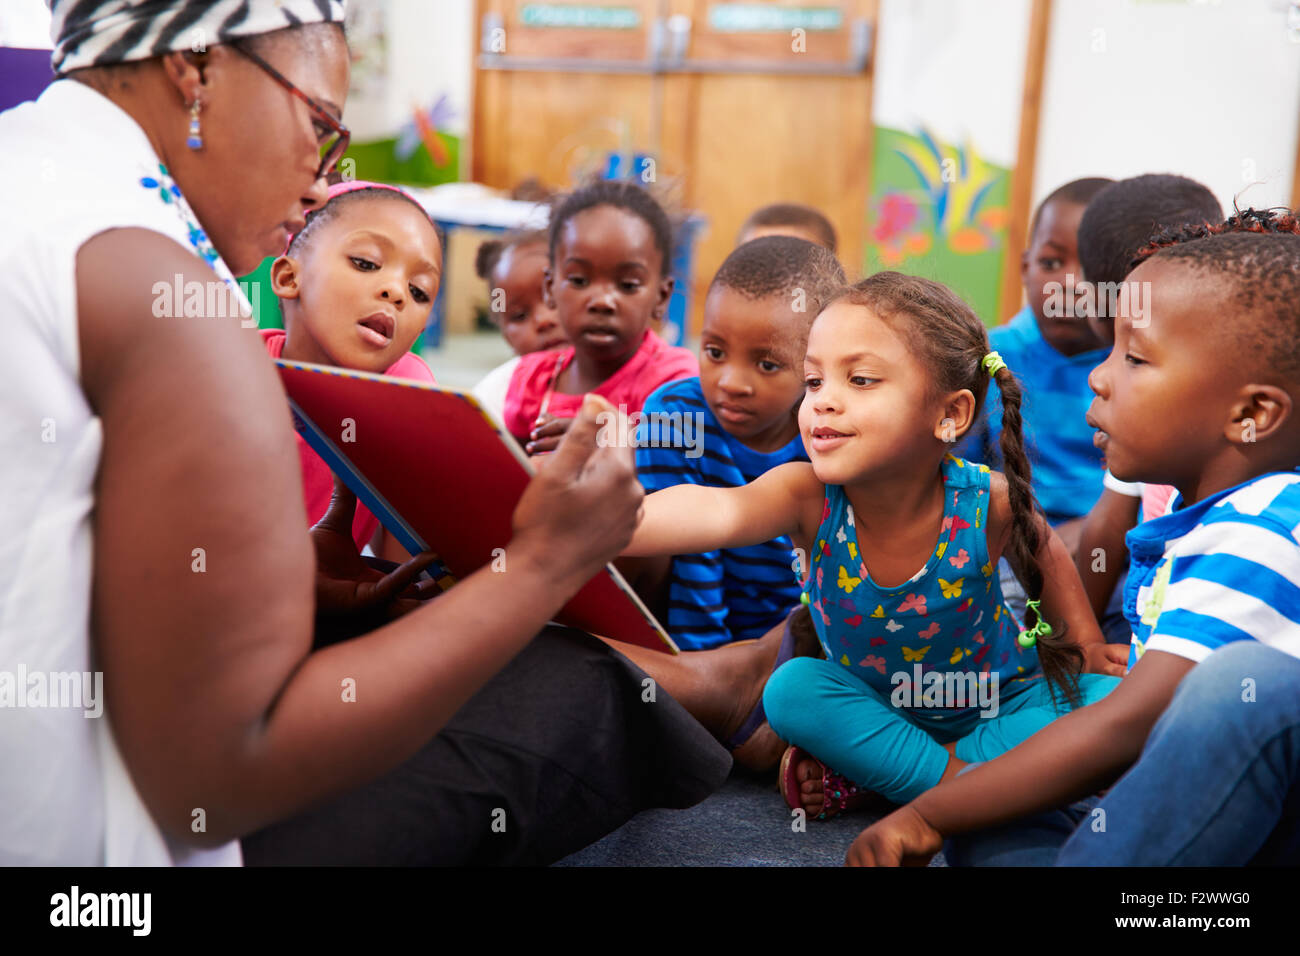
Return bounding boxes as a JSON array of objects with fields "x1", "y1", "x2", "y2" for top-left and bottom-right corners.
[{"x1": 764, "y1": 657, "x2": 1120, "y2": 804}]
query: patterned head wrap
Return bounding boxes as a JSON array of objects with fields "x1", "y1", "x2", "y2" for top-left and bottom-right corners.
[{"x1": 49, "y1": 0, "x2": 347, "y2": 75}]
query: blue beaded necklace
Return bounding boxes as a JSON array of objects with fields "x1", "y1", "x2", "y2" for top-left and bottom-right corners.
[{"x1": 138, "y1": 162, "x2": 248, "y2": 311}]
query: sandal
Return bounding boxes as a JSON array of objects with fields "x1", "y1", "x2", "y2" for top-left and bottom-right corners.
[{"x1": 778, "y1": 745, "x2": 872, "y2": 820}]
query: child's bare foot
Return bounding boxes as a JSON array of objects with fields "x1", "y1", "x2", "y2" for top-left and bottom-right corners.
[
  {"x1": 790, "y1": 751, "x2": 826, "y2": 817},
  {"x1": 780, "y1": 745, "x2": 879, "y2": 819}
]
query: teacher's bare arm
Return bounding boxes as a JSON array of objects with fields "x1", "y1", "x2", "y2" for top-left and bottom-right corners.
[{"x1": 80, "y1": 230, "x2": 641, "y2": 846}]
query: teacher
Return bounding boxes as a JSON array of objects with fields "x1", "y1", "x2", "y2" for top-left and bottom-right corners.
[{"x1": 0, "y1": 0, "x2": 727, "y2": 866}]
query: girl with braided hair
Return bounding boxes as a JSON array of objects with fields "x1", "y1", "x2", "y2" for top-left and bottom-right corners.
[
  {"x1": 625, "y1": 272, "x2": 1125, "y2": 818},
  {"x1": 849, "y1": 216, "x2": 1300, "y2": 866}
]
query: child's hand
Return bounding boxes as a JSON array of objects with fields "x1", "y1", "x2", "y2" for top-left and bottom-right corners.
[
  {"x1": 845, "y1": 806, "x2": 944, "y2": 867},
  {"x1": 526, "y1": 414, "x2": 574, "y2": 455},
  {"x1": 1083, "y1": 641, "x2": 1129, "y2": 677},
  {"x1": 311, "y1": 477, "x2": 442, "y2": 620},
  {"x1": 512, "y1": 394, "x2": 643, "y2": 584}
]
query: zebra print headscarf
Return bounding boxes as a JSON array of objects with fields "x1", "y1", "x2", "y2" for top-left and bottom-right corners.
[{"x1": 49, "y1": 0, "x2": 347, "y2": 75}]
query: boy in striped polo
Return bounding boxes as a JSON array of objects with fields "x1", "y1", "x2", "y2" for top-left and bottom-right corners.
[
  {"x1": 634, "y1": 236, "x2": 845, "y2": 650},
  {"x1": 845, "y1": 222, "x2": 1300, "y2": 866}
]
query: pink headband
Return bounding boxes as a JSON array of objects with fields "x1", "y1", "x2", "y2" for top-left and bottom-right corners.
[{"x1": 284, "y1": 180, "x2": 422, "y2": 253}]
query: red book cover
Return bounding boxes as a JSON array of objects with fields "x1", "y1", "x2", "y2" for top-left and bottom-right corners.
[{"x1": 276, "y1": 359, "x2": 677, "y2": 654}]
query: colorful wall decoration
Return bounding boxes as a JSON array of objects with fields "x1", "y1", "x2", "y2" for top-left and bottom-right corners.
[
  {"x1": 867, "y1": 0, "x2": 1031, "y2": 326},
  {"x1": 864, "y1": 125, "x2": 1011, "y2": 325}
]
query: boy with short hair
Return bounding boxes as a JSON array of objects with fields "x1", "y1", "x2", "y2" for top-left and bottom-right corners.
[
  {"x1": 1071, "y1": 174, "x2": 1223, "y2": 632},
  {"x1": 634, "y1": 236, "x2": 845, "y2": 651},
  {"x1": 736, "y1": 202, "x2": 838, "y2": 254},
  {"x1": 954, "y1": 177, "x2": 1114, "y2": 540}
]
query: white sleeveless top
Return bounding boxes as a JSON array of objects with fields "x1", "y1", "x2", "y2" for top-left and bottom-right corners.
[{"x1": 0, "y1": 80, "x2": 243, "y2": 865}]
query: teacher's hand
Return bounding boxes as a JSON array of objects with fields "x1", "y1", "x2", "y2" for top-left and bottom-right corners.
[{"x1": 512, "y1": 394, "x2": 642, "y2": 585}]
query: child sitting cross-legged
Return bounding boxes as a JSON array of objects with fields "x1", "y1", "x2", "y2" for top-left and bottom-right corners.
[
  {"x1": 624, "y1": 271, "x2": 1127, "y2": 819},
  {"x1": 847, "y1": 216, "x2": 1300, "y2": 866}
]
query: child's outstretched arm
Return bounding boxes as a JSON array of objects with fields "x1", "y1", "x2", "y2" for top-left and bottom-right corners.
[
  {"x1": 624, "y1": 461, "x2": 822, "y2": 558},
  {"x1": 845, "y1": 648, "x2": 1195, "y2": 866},
  {"x1": 987, "y1": 472, "x2": 1127, "y2": 676}
]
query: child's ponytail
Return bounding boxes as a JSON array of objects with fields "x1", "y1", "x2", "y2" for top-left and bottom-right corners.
[{"x1": 992, "y1": 365, "x2": 1084, "y2": 706}]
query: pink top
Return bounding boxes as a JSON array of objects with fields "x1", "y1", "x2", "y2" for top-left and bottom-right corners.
[
  {"x1": 503, "y1": 328, "x2": 699, "y2": 443},
  {"x1": 262, "y1": 329, "x2": 436, "y2": 549},
  {"x1": 1141, "y1": 483, "x2": 1177, "y2": 523}
]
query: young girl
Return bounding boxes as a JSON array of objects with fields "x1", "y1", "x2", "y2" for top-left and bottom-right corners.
[
  {"x1": 267, "y1": 179, "x2": 441, "y2": 554},
  {"x1": 503, "y1": 180, "x2": 698, "y2": 454},
  {"x1": 848, "y1": 218, "x2": 1300, "y2": 867},
  {"x1": 471, "y1": 230, "x2": 565, "y2": 422},
  {"x1": 477, "y1": 230, "x2": 566, "y2": 356},
  {"x1": 625, "y1": 272, "x2": 1126, "y2": 817}
]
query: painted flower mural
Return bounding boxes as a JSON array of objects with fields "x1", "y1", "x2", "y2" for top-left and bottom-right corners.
[{"x1": 866, "y1": 126, "x2": 1012, "y2": 324}]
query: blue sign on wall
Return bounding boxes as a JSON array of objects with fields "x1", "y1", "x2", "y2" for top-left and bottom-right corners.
[
  {"x1": 708, "y1": 4, "x2": 843, "y2": 33},
  {"x1": 520, "y1": 4, "x2": 642, "y2": 29}
]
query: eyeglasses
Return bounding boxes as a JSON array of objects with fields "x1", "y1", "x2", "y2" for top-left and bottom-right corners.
[{"x1": 229, "y1": 40, "x2": 350, "y2": 181}]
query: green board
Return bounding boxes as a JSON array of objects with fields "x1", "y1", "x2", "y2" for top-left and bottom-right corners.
[
  {"x1": 708, "y1": 4, "x2": 842, "y2": 32},
  {"x1": 520, "y1": 4, "x2": 641, "y2": 29},
  {"x1": 863, "y1": 125, "x2": 1012, "y2": 326}
]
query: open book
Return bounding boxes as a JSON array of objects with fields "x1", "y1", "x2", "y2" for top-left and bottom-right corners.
[{"x1": 276, "y1": 359, "x2": 677, "y2": 654}]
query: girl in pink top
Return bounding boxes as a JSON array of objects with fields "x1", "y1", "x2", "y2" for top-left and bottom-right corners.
[
  {"x1": 504, "y1": 181, "x2": 698, "y2": 453},
  {"x1": 267, "y1": 180, "x2": 440, "y2": 551}
]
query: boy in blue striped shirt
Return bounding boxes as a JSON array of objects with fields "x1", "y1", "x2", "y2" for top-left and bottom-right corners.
[
  {"x1": 846, "y1": 219, "x2": 1300, "y2": 866},
  {"x1": 634, "y1": 236, "x2": 845, "y2": 650}
]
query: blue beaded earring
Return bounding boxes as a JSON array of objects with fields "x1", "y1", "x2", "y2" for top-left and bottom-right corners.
[{"x1": 186, "y1": 100, "x2": 202, "y2": 150}]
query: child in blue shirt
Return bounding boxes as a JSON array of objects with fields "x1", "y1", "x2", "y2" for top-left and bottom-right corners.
[
  {"x1": 847, "y1": 219, "x2": 1300, "y2": 866},
  {"x1": 955, "y1": 178, "x2": 1113, "y2": 542},
  {"x1": 635, "y1": 236, "x2": 846, "y2": 650}
]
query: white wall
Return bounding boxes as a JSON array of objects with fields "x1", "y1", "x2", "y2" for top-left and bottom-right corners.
[
  {"x1": 874, "y1": 0, "x2": 1031, "y2": 164},
  {"x1": 1034, "y1": 0, "x2": 1300, "y2": 212},
  {"x1": 345, "y1": 0, "x2": 474, "y2": 141},
  {"x1": 0, "y1": 0, "x2": 54, "y2": 48}
]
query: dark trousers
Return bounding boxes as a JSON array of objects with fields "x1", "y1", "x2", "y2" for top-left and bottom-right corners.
[{"x1": 241, "y1": 625, "x2": 731, "y2": 865}]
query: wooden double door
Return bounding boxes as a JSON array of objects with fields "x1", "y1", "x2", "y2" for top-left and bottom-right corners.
[{"x1": 472, "y1": 0, "x2": 879, "y2": 335}]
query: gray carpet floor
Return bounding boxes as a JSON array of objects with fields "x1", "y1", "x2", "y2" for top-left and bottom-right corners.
[{"x1": 556, "y1": 768, "x2": 949, "y2": 866}]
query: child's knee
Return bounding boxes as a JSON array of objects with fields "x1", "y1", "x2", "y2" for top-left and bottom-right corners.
[
  {"x1": 763, "y1": 656, "x2": 836, "y2": 740},
  {"x1": 1169, "y1": 641, "x2": 1300, "y2": 724},
  {"x1": 1188, "y1": 641, "x2": 1293, "y2": 687}
]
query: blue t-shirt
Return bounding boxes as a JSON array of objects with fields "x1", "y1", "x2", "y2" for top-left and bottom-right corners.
[
  {"x1": 953, "y1": 305, "x2": 1108, "y2": 525},
  {"x1": 806, "y1": 454, "x2": 1037, "y2": 719},
  {"x1": 635, "y1": 377, "x2": 806, "y2": 650},
  {"x1": 1124, "y1": 471, "x2": 1300, "y2": 669}
]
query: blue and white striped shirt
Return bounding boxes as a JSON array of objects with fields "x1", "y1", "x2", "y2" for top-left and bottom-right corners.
[
  {"x1": 635, "y1": 378, "x2": 805, "y2": 650},
  {"x1": 1125, "y1": 471, "x2": 1300, "y2": 667}
]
